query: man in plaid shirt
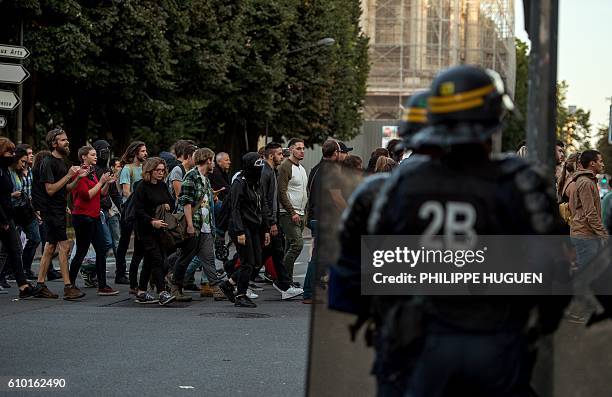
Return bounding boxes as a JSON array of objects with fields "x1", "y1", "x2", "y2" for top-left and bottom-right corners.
[{"x1": 170, "y1": 147, "x2": 225, "y2": 301}]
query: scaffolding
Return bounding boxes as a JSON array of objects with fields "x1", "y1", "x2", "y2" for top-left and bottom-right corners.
[{"x1": 361, "y1": 0, "x2": 515, "y2": 119}]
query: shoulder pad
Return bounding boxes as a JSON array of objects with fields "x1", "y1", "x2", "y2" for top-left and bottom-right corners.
[{"x1": 367, "y1": 154, "x2": 431, "y2": 234}]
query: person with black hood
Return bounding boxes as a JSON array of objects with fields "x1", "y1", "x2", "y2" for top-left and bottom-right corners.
[{"x1": 218, "y1": 152, "x2": 271, "y2": 308}]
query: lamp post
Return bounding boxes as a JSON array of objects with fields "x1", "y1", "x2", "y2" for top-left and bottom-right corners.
[{"x1": 265, "y1": 37, "x2": 335, "y2": 144}]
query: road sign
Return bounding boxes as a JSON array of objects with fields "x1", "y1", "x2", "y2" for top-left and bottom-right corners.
[
  {"x1": 0, "y1": 63, "x2": 29, "y2": 84},
  {"x1": 0, "y1": 116, "x2": 6, "y2": 128},
  {"x1": 0, "y1": 90, "x2": 20, "y2": 111},
  {"x1": 0, "y1": 44, "x2": 30, "y2": 60}
]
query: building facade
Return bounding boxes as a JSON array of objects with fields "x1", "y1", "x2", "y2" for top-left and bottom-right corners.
[{"x1": 361, "y1": 0, "x2": 515, "y2": 120}]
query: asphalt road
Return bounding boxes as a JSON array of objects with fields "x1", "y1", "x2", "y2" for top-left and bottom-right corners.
[{"x1": 0, "y1": 237, "x2": 313, "y2": 397}]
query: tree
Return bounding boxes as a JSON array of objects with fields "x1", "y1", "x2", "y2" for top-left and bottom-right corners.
[
  {"x1": 596, "y1": 125, "x2": 612, "y2": 175},
  {"x1": 0, "y1": 0, "x2": 369, "y2": 162},
  {"x1": 502, "y1": 40, "x2": 592, "y2": 153},
  {"x1": 502, "y1": 39, "x2": 529, "y2": 151}
]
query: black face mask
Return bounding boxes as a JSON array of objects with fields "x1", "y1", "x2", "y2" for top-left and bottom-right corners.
[
  {"x1": 0, "y1": 156, "x2": 13, "y2": 168},
  {"x1": 242, "y1": 153, "x2": 264, "y2": 186},
  {"x1": 99, "y1": 147, "x2": 110, "y2": 165}
]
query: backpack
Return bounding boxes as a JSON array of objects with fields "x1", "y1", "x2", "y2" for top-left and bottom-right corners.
[{"x1": 121, "y1": 180, "x2": 142, "y2": 227}]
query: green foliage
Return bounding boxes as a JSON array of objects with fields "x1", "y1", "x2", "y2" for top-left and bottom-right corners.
[
  {"x1": 595, "y1": 125, "x2": 612, "y2": 175},
  {"x1": 0, "y1": 0, "x2": 369, "y2": 160},
  {"x1": 502, "y1": 39, "x2": 592, "y2": 154},
  {"x1": 502, "y1": 39, "x2": 529, "y2": 151}
]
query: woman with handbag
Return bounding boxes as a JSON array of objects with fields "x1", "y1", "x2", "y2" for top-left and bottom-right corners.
[
  {"x1": 0, "y1": 137, "x2": 38, "y2": 298},
  {"x1": 131, "y1": 157, "x2": 175, "y2": 305},
  {"x1": 9, "y1": 147, "x2": 40, "y2": 280}
]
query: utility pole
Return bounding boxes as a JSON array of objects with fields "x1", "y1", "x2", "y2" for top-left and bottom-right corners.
[{"x1": 525, "y1": 0, "x2": 558, "y2": 178}]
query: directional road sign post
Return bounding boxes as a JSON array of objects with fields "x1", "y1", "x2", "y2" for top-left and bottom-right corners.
[
  {"x1": 0, "y1": 63, "x2": 29, "y2": 84},
  {"x1": 0, "y1": 45, "x2": 30, "y2": 60},
  {"x1": 0, "y1": 116, "x2": 6, "y2": 129},
  {"x1": 0, "y1": 90, "x2": 20, "y2": 111}
]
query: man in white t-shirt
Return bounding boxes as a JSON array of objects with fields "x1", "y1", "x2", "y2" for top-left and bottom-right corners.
[{"x1": 277, "y1": 138, "x2": 308, "y2": 283}]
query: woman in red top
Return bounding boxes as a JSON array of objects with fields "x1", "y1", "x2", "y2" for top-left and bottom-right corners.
[{"x1": 68, "y1": 146, "x2": 119, "y2": 296}]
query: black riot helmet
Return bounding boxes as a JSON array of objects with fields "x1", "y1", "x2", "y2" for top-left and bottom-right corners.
[
  {"x1": 410, "y1": 65, "x2": 514, "y2": 149},
  {"x1": 398, "y1": 90, "x2": 429, "y2": 141}
]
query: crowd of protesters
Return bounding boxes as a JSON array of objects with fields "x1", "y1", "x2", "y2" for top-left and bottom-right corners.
[{"x1": 0, "y1": 129, "x2": 396, "y2": 307}]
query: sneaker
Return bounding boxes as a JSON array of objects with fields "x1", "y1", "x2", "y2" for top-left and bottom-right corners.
[
  {"x1": 98, "y1": 286, "x2": 120, "y2": 296},
  {"x1": 135, "y1": 291, "x2": 158, "y2": 304},
  {"x1": 159, "y1": 291, "x2": 175, "y2": 306},
  {"x1": 200, "y1": 283, "x2": 214, "y2": 298},
  {"x1": 81, "y1": 271, "x2": 98, "y2": 288},
  {"x1": 0, "y1": 286, "x2": 6, "y2": 294},
  {"x1": 216, "y1": 269, "x2": 226, "y2": 279},
  {"x1": 218, "y1": 280, "x2": 236, "y2": 303},
  {"x1": 0, "y1": 278, "x2": 10, "y2": 288},
  {"x1": 19, "y1": 283, "x2": 41, "y2": 299},
  {"x1": 235, "y1": 294, "x2": 257, "y2": 308},
  {"x1": 290, "y1": 281, "x2": 301, "y2": 288},
  {"x1": 248, "y1": 282, "x2": 264, "y2": 292},
  {"x1": 273, "y1": 283, "x2": 304, "y2": 300},
  {"x1": 114, "y1": 275, "x2": 130, "y2": 285},
  {"x1": 63, "y1": 285, "x2": 85, "y2": 300},
  {"x1": 246, "y1": 289, "x2": 259, "y2": 299},
  {"x1": 261, "y1": 273, "x2": 275, "y2": 283},
  {"x1": 171, "y1": 285, "x2": 192, "y2": 302},
  {"x1": 34, "y1": 284, "x2": 59, "y2": 299},
  {"x1": 212, "y1": 286, "x2": 227, "y2": 301},
  {"x1": 183, "y1": 283, "x2": 200, "y2": 292}
]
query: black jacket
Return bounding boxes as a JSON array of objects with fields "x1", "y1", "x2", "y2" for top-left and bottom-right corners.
[
  {"x1": 92, "y1": 140, "x2": 122, "y2": 212},
  {"x1": 209, "y1": 166, "x2": 231, "y2": 201},
  {"x1": 260, "y1": 162, "x2": 278, "y2": 226},
  {"x1": 229, "y1": 175, "x2": 270, "y2": 237},
  {"x1": 0, "y1": 166, "x2": 14, "y2": 224}
]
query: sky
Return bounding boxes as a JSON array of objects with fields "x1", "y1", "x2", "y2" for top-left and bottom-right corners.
[{"x1": 515, "y1": 0, "x2": 612, "y2": 139}]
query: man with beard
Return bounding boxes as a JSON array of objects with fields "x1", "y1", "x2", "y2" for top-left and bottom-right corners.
[
  {"x1": 32, "y1": 128, "x2": 89, "y2": 299},
  {"x1": 115, "y1": 141, "x2": 148, "y2": 285},
  {"x1": 261, "y1": 142, "x2": 304, "y2": 300}
]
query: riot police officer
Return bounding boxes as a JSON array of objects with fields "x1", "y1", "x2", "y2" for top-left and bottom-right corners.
[
  {"x1": 366, "y1": 65, "x2": 568, "y2": 397},
  {"x1": 328, "y1": 90, "x2": 431, "y2": 396}
]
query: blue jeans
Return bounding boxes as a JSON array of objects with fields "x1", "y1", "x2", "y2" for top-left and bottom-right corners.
[
  {"x1": 104, "y1": 211, "x2": 121, "y2": 257},
  {"x1": 304, "y1": 220, "x2": 318, "y2": 299},
  {"x1": 20, "y1": 218, "x2": 41, "y2": 272},
  {"x1": 571, "y1": 236, "x2": 602, "y2": 269},
  {"x1": 185, "y1": 255, "x2": 209, "y2": 284}
]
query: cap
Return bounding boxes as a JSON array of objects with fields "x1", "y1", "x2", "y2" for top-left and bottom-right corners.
[{"x1": 338, "y1": 142, "x2": 353, "y2": 153}]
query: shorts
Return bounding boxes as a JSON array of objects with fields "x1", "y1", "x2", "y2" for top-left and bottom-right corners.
[{"x1": 42, "y1": 210, "x2": 68, "y2": 244}]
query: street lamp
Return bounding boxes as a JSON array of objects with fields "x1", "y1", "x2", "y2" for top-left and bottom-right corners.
[
  {"x1": 265, "y1": 37, "x2": 335, "y2": 143},
  {"x1": 285, "y1": 37, "x2": 335, "y2": 55}
]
